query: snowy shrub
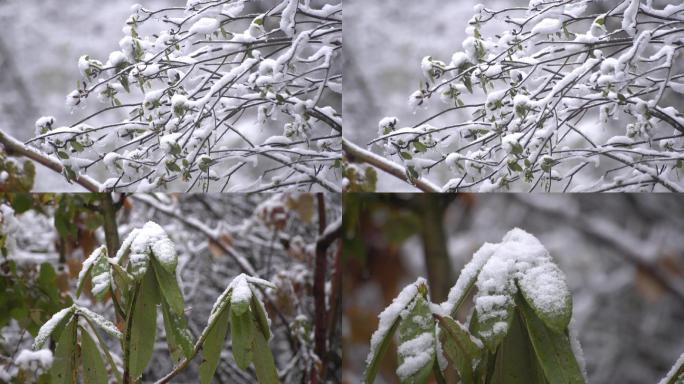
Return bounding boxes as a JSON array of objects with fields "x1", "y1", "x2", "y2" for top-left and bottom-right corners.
[
  {"x1": 364, "y1": 229, "x2": 586, "y2": 383},
  {"x1": 32, "y1": 221, "x2": 280, "y2": 383},
  {"x1": 350, "y1": 0, "x2": 684, "y2": 192},
  {"x1": 1, "y1": 0, "x2": 341, "y2": 192}
]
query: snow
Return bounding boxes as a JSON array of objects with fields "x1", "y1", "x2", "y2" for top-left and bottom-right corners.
[
  {"x1": 518, "y1": 262, "x2": 569, "y2": 318},
  {"x1": 189, "y1": 17, "x2": 219, "y2": 35},
  {"x1": 366, "y1": 278, "x2": 425, "y2": 366},
  {"x1": 658, "y1": 353, "x2": 684, "y2": 384},
  {"x1": 531, "y1": 18, "x2": 561, "y2": 35},
  {"x1": 77, "y1": 245, "x2": 109, "y2": 297},
  {"x1": 263, "y1": 136, "x2": 292, "y2": 146},
  {"x1": 15, "y1": 349, "x2": 53, "y2": 369},
  {"x1": 477, "y1": 229, "x2": 571, "y2": 329},
  {"x1": 280, "y1": 0, "x2": 299, "y2": 37},
  {"x1": 114, "y1": 228, "x2": 140, "y2": 263},
  {"x1": 33, "y1": 306, "x2": 74, "y2": 350},
  {"x1": 35, "y1": 116, "x2": 55, "y2": 133},
  {"x1": 75, "y1": 306, "x2": 122, "y2": 339},
  {"x1": 151, "y1": 237, "x2": 177, "y2": 272},
  {"x1": 230, "y1": 273, "x2": 253, "y2": 307},
  {"x1": 378, "y1": 116, "x2": 399, "y2": 135},
  {"x1": 441, "y1": 243, "x2": 497, "y2": 315},
  {"x1": 568, "y1": 317, "x2": 588, "y2": 380},
  {"x1": 65, "y1": 90, "x2": 81, "y2": 108},
  {"x1": 130, "y1": 221, "x2": 176, "y2": 278},
  {"x1": 396, "y1": 332, "x2": 434, "y2": 379},
  {"x1": 621, "y1": 0, "x2": 639, "y2": 36}
]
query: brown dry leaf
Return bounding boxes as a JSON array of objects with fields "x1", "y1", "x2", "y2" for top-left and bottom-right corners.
[
  {"x1": 207, "y1": 234, "x2": 233, "y2": 259},
  {"x1": 287, "y1": 193, "x2": 315, "y2": 223},
  {"x1": 635, "y1": 266, "x2": 665, "y2": 302}
]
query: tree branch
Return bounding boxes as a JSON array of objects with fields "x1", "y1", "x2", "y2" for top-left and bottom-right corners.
[
  {"x1": 342, "y1": 137, "x2": 442, "y2": 192},
  {"x1": 0, "y1": 129, "x2": 102, "y2": 192}
]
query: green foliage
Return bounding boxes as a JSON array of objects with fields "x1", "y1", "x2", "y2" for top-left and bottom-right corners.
[
  {"x1": 0, "y1": 154, "x2": 36, "y2": 193},
  {"x1": 364, "y1": 245, "x2": 585, "y2": 384},
  {"x1": 127, "y1": 270, "x2": 159, "y2": 379},
  {"x1": 80, "y1": 328, "x2": 108, "y2": 384},
  {"x1": 26, "y1": 220, "x2": 278, "y2": 383},
  {"x1": 343, "y1": 161, "x2": 378, "y2": 192},
  {"x1": 199, "y1": 305, "x2": 231, "y2": 384},
  {"x1": 51, "y1": 318, "x2": 77, "y2": 384},
  {"x1": 0, "y1": 261, "x2": 72, "y2": 337}
]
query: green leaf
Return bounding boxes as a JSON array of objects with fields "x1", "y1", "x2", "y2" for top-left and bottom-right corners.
[
  {"x1": 151, "y1": 257, "x2": 184, "y2": 315},
  {"x1": 508, "y1": 161, "x2": 523, "y2": 173},
  {"x1": 128, "y1": 270, "x2": 159, "y2": 379},
  {"x1": 199, "y1": 305, "x2": 230, "y2": 384},
  {"x1": 364, "y1": 314, "x2": 401, "y2": 383},
  {"x1": 161, "y1": 299, "x2": 194, "y2": 362},
  {"x1": 490, "y1": 309, "x2": 546, "y2": 384},
  {"x1": 250, "y1": 289, "x2": 271, "y2": 340},
  {"x1": 400, "y1": 152, "x2": 413, "y2": 160},
  {"x1": 231, "y1": 307, "x2": 255, "y2": 370},
  {"x1": 51, "y1": 318, "x2": 77, "y2": 384},
  {"x1": 396, "y1": 294, "x2": 435, "y2": 384},
  {"x1": 109, "y1": 261, "x2": 133, "y2": 295},
  {"x1": 436, "y1": 315, "x2": 483, "y2": 384},
  {"x1": 518, "y1": 264, "x2": 572, "y2": 333},
  {"x1": 518, "y1": 296, "x2": 585, "y2": 384},
  {"x1": 81, "y1": 327, "x2": 108, "y2": 384},
  {"x1": 252, "y1": 328, "x2": 280, "y2": 384},
  {"x1": 414, "y1": 141, "x2": 428, "y2": 153},
  {"x1": 473, "y1": 295, "x2": 514, "y2": 352}
]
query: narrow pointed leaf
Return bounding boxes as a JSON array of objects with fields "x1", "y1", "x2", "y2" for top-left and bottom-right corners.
[
  {"x1": 33, "y1": 306, "x2": 75, "y2": 350},
  {"x1": 51, "y1": 318, "x2": 77, "y2": 384},
  {"x1": 199, "y1": 305, "x2": 230, "y2": 384},
  {"x1": 81, "y1": 327, "x2": 108, "y2": 384},
  {"x1": 252, "y1": 328, "x2": 280, "y2": 384},
  {"x1": 490, "y1": 309, "x2": 545, "y2": 384},
  {"x1": 518, "y1": 296, "x2": 585, "y2": 384},
  {"x1": 161, "y1": 299, "x2": 194, "y2": 362},
  {"x1": 364, "y1": 315, "x2": 400, "y2": 383},
  {"x1": 128, "y1": 269, "x2": 159, "y2": 379},
  {"x1": 250, "y1": 288, "x2": 271, "y2": 340},
  {"x1": 365, "y1": 279, "x2": 425, "y2": 383},
  {"x1": 231, "y1": 307, "x2": 255, "y2": 370},
  {"x1": 396, "y1": 294, "x2": 435, "y2": 384},
  {"x1": 151, "y1": 257, "x2": 185, "y2": 315},
  {"x1": 436, "y1": 315, "x2": 483, "y2": 384},
  {"x1": 518, "y1": 262, "x2": 572, "y2": 333}
]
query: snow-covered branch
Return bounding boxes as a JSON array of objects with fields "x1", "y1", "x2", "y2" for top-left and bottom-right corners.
[
  {"x1": 362, "y1": 0, "x2": 684, "y2": 192},
  {"x1": 23, "y1": 0, "x2": 341, "y2": 192}
]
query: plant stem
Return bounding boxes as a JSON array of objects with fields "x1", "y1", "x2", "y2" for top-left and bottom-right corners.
[
  {"x1": 342, "y1": 137, "x2": 442, "y2": 192},
  {"x1": 313, "y1": 194, "x2": 328, "y2": 381},
  {"x1": 123, "y1": 284, "x2": 140, "y2": 384},
  {"x1": 100, "y1": 193, "x2": 125, "y2": 320},
  {"x1": 0, "y1": 129, "x2": 102, "y2": 192}
]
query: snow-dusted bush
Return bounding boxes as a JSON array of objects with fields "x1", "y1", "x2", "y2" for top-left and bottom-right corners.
[
  {"x1": 3, "y1": 0, "x2": 341, "y2": 192},
  {"x1": 364, "y1": 229, "x2": 586, "y2": 383},
  {"x1": 352, "y1": 0, "x2": 684, "y2": 192},
  {"x1": 32, "y1": 221, "x2": 279, "y2": 383}
]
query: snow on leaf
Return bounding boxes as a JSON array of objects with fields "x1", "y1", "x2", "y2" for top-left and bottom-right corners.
[
  {"x1": 364, "y1": 278, "x2": 426, "y2": 382},
  {"x1": 32, "y1": 305, "x2": 75, "y2": 350},
  {"x1": 130, "y1": 221, "x2": 175, "y2": 279},
  {"x1": 230, "y1": 274, "x2": 253, "y2": 315},
  {"x1": 77, "y1": 245, "x2": 110, "y2": 298},
  {"x1": 471, "y1": 228, "x2": 573, "y2": 350},
  {"x1": 396, "y1": 292, "x2": 435, "y2": 382},
  {"x1": 76, "y1": 306, "x2": 122, "y2": 340},
  {"x1": 189, "y1": 17, "x2": 219, "y2": 35}
]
